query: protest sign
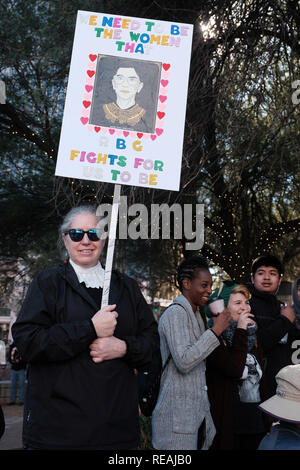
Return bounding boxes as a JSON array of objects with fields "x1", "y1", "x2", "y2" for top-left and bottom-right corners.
[{"x1": 55, "y1": 10, "x2": 193, "y2": 191}]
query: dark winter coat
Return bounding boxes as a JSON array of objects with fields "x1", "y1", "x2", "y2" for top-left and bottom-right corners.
[
  {"x1": 248, "y1": 284, "x2": 300, "y2": 397},
  {"x1": 206, "y1": 328, "x2": 269, "y2": 450},
  {"x1": 12, "y1": 262, "x2": 159, "y2": 450}
]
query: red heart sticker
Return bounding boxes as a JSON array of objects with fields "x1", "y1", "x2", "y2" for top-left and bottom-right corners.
[
  {"x1": 157, "y1": 112, "x2": 165, "y2": 120},
  {"x1": 137, "y1": 133, "x2": 143, "y2": 139},
  {"x1": 83, "y1": 101, "x2": 91, "y2": 108},
  {"x1": 87, "y1": 70, "x2": 95, "y2": 78},
  {"x1": 89, "y1": 54, "x2": 97, "y2": 62},
  {"x1": 94, "y1": 127, "x2": 101, "y2": 133},
  {"x1": 163, "y1": 63, "x2": 170, "y2": 71}
]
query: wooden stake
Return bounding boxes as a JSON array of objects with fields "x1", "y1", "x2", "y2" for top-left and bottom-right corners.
[{"x1": 101, "y1": 184, "x2": 121, "y2": 308}]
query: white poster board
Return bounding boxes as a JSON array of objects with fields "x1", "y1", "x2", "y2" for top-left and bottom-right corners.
[{"x1": 55, "y1": 10, "x2": 193, "y2": 191}]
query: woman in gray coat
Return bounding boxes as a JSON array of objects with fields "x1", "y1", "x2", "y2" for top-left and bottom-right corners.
[{"x1": 152, "y1": 256, "x2": 230, "y2": 450}]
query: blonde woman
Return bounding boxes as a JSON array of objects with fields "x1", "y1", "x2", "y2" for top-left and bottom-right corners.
[{"x1": 205, "y1": 282, "x2": 269, "y2": 450}]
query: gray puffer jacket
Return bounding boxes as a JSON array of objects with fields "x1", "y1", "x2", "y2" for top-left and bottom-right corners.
[{"x1": 152, "y1": 294, "x2": 220, "y2": 450}]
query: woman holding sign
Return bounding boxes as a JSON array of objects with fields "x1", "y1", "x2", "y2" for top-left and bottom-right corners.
[
  {"x1": 12, "y1": 205, "x2": 159, "y2": 450},
  {"x1": 152, "y1": 256, "x2": 230, "y2": 450}
]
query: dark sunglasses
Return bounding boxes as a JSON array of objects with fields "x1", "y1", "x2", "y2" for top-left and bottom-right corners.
[{"x1": 64, "y1": 229, "x2": 101, "y2": 242}]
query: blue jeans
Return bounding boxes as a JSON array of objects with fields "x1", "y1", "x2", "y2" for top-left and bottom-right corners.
[{"x1": 10, "y1": 369, "x2": 25, "y2": 403}]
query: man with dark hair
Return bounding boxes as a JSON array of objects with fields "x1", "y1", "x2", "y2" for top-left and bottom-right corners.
[{"x1": 248, "y1": 254, "x2": 300, "y2": 398}]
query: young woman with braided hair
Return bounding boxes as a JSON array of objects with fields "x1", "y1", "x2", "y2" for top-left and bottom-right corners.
[{"x1": 151, "y1": 256, "x2": 230, "y2": 450}]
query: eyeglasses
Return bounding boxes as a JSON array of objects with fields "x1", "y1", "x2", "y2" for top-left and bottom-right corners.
[
  {"x1": 114, "y1": 74, "x2": 140, "y2": 85},
  {"x1": 64, "y1": 229, "x2": 101, "y2": 242}
]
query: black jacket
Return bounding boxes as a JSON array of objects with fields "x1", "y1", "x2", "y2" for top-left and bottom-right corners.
[
  {"x1": 248, "y1": 284, "x2": 300, "y2": 397},
  {"x1": 12, "y1": 262, "x2": 159, "y2": 450},
  {"x1": 207, "y1": 328, "x2": 269, "y2": 449}
]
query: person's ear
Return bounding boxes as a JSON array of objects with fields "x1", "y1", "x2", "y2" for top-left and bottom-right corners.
[
  {"x1": 62, "y1": 233, "x2": 67, "y2": 248},
  {"x1": 182, "y1": 278, "x2": 191, "y2": 291}
]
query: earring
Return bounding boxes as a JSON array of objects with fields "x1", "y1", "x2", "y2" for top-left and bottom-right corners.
[{"x1": 64, "y1": 251, "x2": 69, "y2": 264}]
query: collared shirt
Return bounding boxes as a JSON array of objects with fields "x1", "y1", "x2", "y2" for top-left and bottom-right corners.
[{"x1": 69, "y1": 259, "x2": 104, "y2": 288}]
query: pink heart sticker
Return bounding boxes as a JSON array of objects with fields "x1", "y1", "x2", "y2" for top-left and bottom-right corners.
[
  {"x1": 159, "y1": 95, "x2": 167, "y2": 103},
  {"x1": 161, "y1": 80, "x2": 169, "y2": 87},
  {"x1": 109, "y1": 129, "x2": 115, "y2": 135},
  {"x1": 156, "y1": 128, "x2": 163, "y2": 136},
  {"x1": 156, "y1": 120, "x2": 164, "y2": 127},
  {"x1": 80, "y1": 117, "x2": 88, "y2": 125},
  {"x1": 88, "y1": 62, "x2": 96, "y2": 70},
  {"x1": 151, "y1": 135, "x2": 157, "y2": 141},
  {"x1": 87, "y1": 125, "x2": 93, "y2": 132},
  {"x1": 83, "y1": 92, "x2": 91, "y2": 100},
  {"x1": 81, "y1": 108, "x2": 90, "y2": 117},
  {"x1": 159, "y1": 88, "x2": 168, "y2": 95},
  {"x1": 123, "y1": 131, "x2": 129, "y2": 137},
  {"x1": 158, "y1": 103, "x2": 167, "y2": 111},
  {"x1": 86, "y1": 77, "x2": 94, "y2": 85},
  {"x1": 162, "y1": 71, "x2": 170, "y2": 79},
  {"x1": 85, "y1": 85, "x2": 93, "y2": 93},
  {"x1": 102, "y1": 128, "x2": 107, "y2": 134},
  {"x1": 116, "y1": 130, "x2": 122, "y2": 136}
]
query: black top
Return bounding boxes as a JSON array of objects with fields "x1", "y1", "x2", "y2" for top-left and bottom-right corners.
[{"x1": 81, "y1": 284, "x2": 103, "y2": 309}]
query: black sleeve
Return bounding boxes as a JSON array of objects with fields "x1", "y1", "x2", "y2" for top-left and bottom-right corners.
[
  {"x1": 256, "y1": 314, "x2": 296, "y2": 353},
  {"x1": 12, "y1": 274, "x2": 97, "y2": 364},
  {"x1": 116, "y1": 280, "x2": 160, "y2": 370},
  {"x1": 206, "y1": 328, "x2": 248, "y2": 378}
]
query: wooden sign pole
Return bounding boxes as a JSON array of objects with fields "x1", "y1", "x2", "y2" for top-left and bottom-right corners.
[{"x1": 101, "y1": 183, "x2": 121, "y2": 308}]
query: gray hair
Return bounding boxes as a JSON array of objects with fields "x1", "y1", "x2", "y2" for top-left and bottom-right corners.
[{"x1": 57, "y1": 205, "x2": 98, "y2": 256}]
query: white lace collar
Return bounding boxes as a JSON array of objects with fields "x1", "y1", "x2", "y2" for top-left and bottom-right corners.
[{"x1": 69, "y1": 259, "x2": 104, "y2": 289}]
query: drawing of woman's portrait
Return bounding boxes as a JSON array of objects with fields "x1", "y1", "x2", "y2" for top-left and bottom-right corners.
[{"x1": 89, "y1": 55, "x2": 161, "y2": 133}]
